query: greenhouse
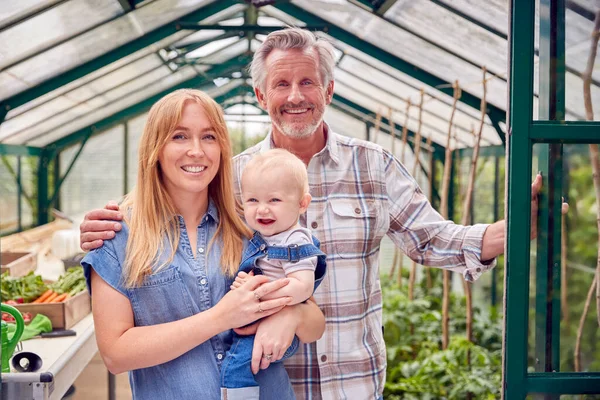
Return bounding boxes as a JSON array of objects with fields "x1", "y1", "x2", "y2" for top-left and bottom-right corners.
[{"x1": 0, "y1": 0, "x2": 599, "y2": 399}]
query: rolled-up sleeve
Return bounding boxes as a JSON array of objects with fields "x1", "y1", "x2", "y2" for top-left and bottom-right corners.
[
  {"x1": 384, "y1": 152, "x2": 496, "y2": 281},
  {"x1": 81, "y1": 243, "x2": 127, "y2": 297}
]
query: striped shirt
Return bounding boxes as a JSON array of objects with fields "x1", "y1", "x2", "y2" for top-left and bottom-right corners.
[{"x1": 233, "y1": 126, "x2": 495, "y2": 400}]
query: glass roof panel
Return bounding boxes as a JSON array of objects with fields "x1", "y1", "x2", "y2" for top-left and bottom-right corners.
[
  {"x1": 291, "y1": 0, "x2": 507, "y2": 110},
  {"x1": 337, "y1": 55, "x2": 499, "y2": 144},
  {"x1": 383, "y1": 1, "x2": 507, "y2": 76},
  {"x1": 0, "y1": 0, "x2": 214, "y2": 101},
  {"x1": 326, "y1": 32, "x2": 499, "y2": 121},
  {"x1": 0, "y1": 54, "x2": 165, "y2": 141},
  {"x1": 1, "y1": 1, "x2": 49, "y2": 22},
  {"x1": 1, "y1": 30, "x2": 189, "y2": 109},
  {"x1": 0, "y1": 0, "x2": 123, "y2": 70},
  {"x1": 225, "y1": 104, "x2": 264, "y2": 115},
  {"x1": 260, "y1": 6, "x2": 305, "y2": 27},
  {"x1": 26, "y1": 65, "x2": 200, "y2": 147},
  {"x1": 410, "y1": 0, "x2": 508, "y2": 38},
  {"x1": 334, "y1": 79, "x2": 488, "y2": 148},
  {"x1": 185, "y1": 36, "x2": 241, "y2": 59}
]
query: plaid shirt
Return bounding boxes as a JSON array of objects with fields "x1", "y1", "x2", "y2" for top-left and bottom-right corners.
[{"x1": 233, "y1": 127, "x2": 495, "y2": 400}]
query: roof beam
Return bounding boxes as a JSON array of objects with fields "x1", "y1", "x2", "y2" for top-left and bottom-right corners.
[
  {"x1": 0, "y1": 144, "x2": 42, "y2": 157},
  {"x1": 0, "y1": 0, "x2": 237, "y2": 113},
  {"x1": 117, "y1": 0, "x2": 137, "y2": 12},
  {"x1": 274, "y1": 2, "x2": 506, "y2": 124}
]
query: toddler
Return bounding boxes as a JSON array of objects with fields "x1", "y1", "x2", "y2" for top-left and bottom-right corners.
[{"x1": 220, "y1": 149, "x2": 326, "y2": 400}]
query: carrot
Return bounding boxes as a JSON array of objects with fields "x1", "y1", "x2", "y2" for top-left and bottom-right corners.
[
  {"x1": 33, "y1": 290, "x2": 54, "y2": 304},
  {"x1": 42, "y1": 292, "x2": 60, "y2": 303},
  {"x1": 52, "y1": 293, "x2": 68, "y2": 303}
]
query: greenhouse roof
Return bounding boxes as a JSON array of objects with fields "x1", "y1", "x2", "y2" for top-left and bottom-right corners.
[{"x1": 1, "y1": 0, "x2": 598, "y2": 154}]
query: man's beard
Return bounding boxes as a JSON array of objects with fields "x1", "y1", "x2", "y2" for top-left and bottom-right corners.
[{"x1": 273, "y1": 102, "x2": 324, "y2": 139}]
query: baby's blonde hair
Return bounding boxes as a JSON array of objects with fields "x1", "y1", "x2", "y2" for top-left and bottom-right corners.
[{"x1": 242, "y1": 149, "x2": 309, "y2": 196}]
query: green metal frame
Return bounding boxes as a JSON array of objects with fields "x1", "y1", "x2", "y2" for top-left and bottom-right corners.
[
  {"x1": 0, "y1": 144, "x2": 42, "y2": 157},
  {"x1": 504, "y1": 0, "x2": 600, "y2": 398}
]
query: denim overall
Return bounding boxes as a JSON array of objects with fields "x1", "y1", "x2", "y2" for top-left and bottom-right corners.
[{"x1": 220, "y1": 232, "x2": 327, "y2": 399}]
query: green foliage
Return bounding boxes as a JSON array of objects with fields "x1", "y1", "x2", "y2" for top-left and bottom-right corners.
[{"x1": 382, "y1": 277, "x2": 503, "y2": 399}]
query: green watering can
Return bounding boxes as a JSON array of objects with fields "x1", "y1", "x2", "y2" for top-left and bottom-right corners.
[{"x1": 1, "y1": 303, "x2": 24, "y2": 373}]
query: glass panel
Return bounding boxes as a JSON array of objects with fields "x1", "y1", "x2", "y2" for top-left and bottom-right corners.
[
  {"x1": 26, "y1": 66, "x2": 199, "y2": 147},
  {"x1": 291, "y1": 0, "x2": 507, "y2": 110},
  {"x1": 0, "y1": 0, "x2": 49, "y2": 24},
  {"x1": 565, "y1": 4, "x2": 600, "y2": 121},
  {"x1": 0, "y1": 155, "x2": 19, "y2": 234},
  {"x1": 529, "y1": 143, "x2": 600, "y2": 373},
  {"x1": 326, "y1": 33, "x2": 495, "y2": 125},
  {"x1": 20, "y1": 156, "x2": 35, "y2": 228},
  {"x1": 59, "y1": 126, "x2": 124, "y2": 218},
  {"x1": 0, "y1": 0, "x2": 214, "y2": 101},
  {"x1": 126, "y1": 112, "x2": 147, "y2": 193},
  {"x1": 0, "y1": 54, "x2": 165, "y2": 141},
  {"x1": 0, "y1": 0, "x2": 123, "y2": 70},
  {"x1": 384, "y1": 0, "x2": 507, "y2": 76},
  {"x1": 337, "y1": 56, "x2": 501, "y2": 146},
  {"x1": 398, "y1": 0, "x2": 508, "y2": 39}
]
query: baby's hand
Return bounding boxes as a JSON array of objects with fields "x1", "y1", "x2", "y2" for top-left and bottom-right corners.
[{"x1": 230, "y1": 271, "x2": 252, "y2": 290}]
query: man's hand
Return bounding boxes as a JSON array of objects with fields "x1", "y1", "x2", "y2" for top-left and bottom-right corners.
[
  {"x1": 530, "y1": 173, "x2": 569, "y2": 240},
  {"x1": 80, "y1": 201, "x2": 123, "y2": 251},
  {"x1": 481, "y1": 173, "x2": 569, "y2": 261}
]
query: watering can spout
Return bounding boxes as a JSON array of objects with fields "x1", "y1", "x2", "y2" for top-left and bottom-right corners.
[{"x1": 1, "y1": 303, "x2": 25, "y2": 373}]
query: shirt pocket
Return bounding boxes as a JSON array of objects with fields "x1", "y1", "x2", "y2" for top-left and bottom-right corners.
[
  {"x1": 128, "y1": 265, "x2": 195, "y2": 327},
  {"x1": 327, "y1": 199, "x2": 382, "y2": 258}
]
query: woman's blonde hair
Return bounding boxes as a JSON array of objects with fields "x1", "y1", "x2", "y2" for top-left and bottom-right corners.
[{"x1": 121, "y1": 89, "x2": 251, "y2": 286}]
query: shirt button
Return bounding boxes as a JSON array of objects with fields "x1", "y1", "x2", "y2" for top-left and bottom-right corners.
[
  {"x1": 320, "y1": 354, "x2": 327, "y2": 362},
  {"x1": 198, "y1": 247, "x2": 204, "y2": 254},
  {"x1": 354, "y1": 207, "x2": 361, "y2": 214},
  {"x1": 217, "y1": 354, "x2": 223, "y2": 360},
  {"x1": 311, "y1": 221, "x2": 318, "y2": 229},
  {"x1": 200, "y1": 278, "x2": 207, "y2": 285},
  {"x1": 476, "y1": 267, "x2": 481, "y2": 272},
  {"x1": 259, "y1": 244, "x2": 266, "y2": 251}
]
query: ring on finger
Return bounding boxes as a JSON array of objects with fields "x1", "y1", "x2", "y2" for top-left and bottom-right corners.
[
  {"x1": 263, "y1": 354, "x2": 273, "y2": 361},
  {"x1": 258, "y1": 303, "x2": 263, "y2": 313},
  {"x1": 254, "y1": 291, "x2": 261, "y2": 301}
]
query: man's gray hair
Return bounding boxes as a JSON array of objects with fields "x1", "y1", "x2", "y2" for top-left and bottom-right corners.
[{"x1": 250, "y1": 27, "x2": 336, "y2": 92}]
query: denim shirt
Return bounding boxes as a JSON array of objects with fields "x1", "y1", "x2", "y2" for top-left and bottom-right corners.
[{"x1": 81, "y1": 200, "x2": 295, "y2": 400}]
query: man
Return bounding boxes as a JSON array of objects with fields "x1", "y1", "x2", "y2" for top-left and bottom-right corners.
[{"x1": 80, "y1": 28, "x2": 553, "y2": 399}]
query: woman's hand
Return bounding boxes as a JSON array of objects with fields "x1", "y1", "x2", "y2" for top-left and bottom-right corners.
[
  {"x1": 214, "y1": 275, "x2": 292, "y2": 330},
  {"x1": 235, "y1": 306, "x2": 300, "y2": 373}
]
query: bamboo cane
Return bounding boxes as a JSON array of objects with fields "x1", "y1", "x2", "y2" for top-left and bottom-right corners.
[
  {"x1": 574, "y1": 275, "x2": 597, "y2": 371},
  {"x1": 582, "y1": 10, "x2": 600, "y2": 327},
  {"x1": 407, "y1": 90, "x2": 425, "y2": 300},
  {"x1": 389, "y1": 107, "x2": 396, "y2": 157},
  {"x1": 386, "y1": 108, "x2": 401, "y2": 284},
  {"x1": 372, "y1": 108, "x2": 382, "y2": 144},
  {"x1": 395, "y1": 98, "x2": 413, "y2": 284},
  {"x1": 561, "y1": 212, "x2": 569, "y2": 325},
  {"x1": 441, "y1": 81, "x2": 461, "y2": 350},
  {"x1": 401, "y1": 99, "x2": 412, "y2": 165},
  {"x1": 461, "y1": 68, "x2": 487, "y2": 345}
]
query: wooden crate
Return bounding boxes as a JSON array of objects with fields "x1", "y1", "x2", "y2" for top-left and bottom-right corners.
[
  {"x1": 14, "y1": 290, "x2": 91, "y2": 329},
  {"x1": 1, "y1": 252, "x2": 37, "y2": 277}
]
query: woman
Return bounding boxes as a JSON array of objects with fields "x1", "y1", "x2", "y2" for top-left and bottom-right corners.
[{"x1": 81, "y1": 89, "x2": 325, "y2": 399}]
